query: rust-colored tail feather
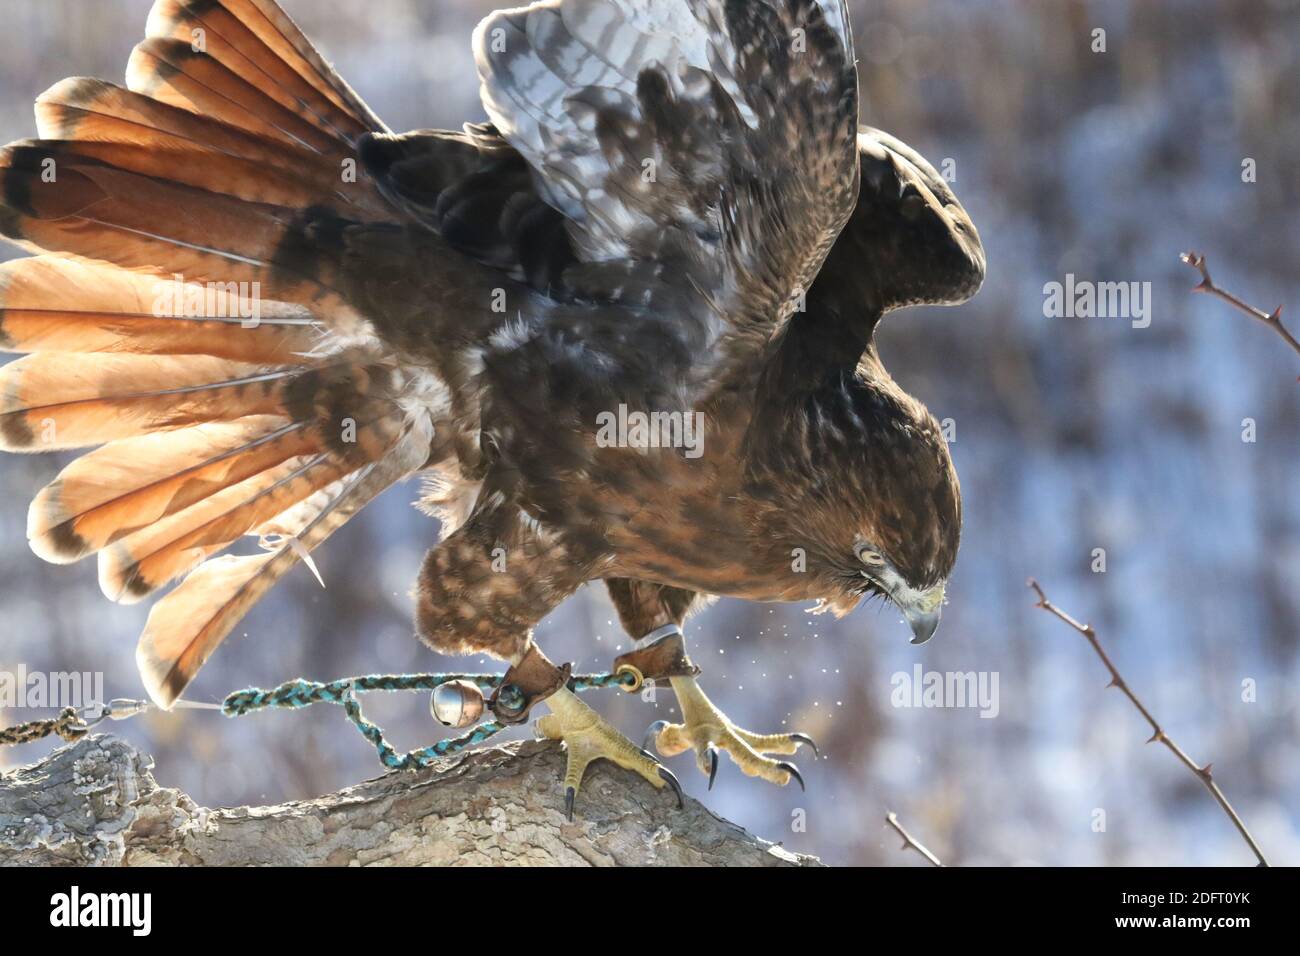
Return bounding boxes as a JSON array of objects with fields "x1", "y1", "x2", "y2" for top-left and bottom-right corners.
[
  {"x1": 0, "y1": 352, "x2": 303, "y2": 450},
  {"x1": 127, "y1": 37, "x2": 344, "y2": 155},
  {"x1": 99, "y1": 451, "x2": 349, "y2": 603},
  {"x1": 0, "y1": 0, "x2": 436, "y2": 708},
  {"x1": 0, "y1": 142, "x2": 349, "y2": 305},
  {"x1": 28, "y1": 416, "x2": 311, "y2": 563},
  {"x1": 137, "y1": 417, "x2": 432, "y2": 708},
  {"x1": 0, "y1": 257, "x2": 321, "y2": 361},
  {"x1": 145, "y1": 0, "x2": 382, "y2": 146},
  {"x1": 34, "y1": 78, "x2": 389, "y2": 216}
]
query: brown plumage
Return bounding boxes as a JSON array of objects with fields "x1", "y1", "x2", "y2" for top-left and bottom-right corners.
[{"x1": 0, "y1": 0, "x2": 983, "y2": 748}]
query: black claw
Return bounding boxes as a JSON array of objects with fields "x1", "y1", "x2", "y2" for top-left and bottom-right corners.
[
  {"x1": 565, "y1": 786, "x2": 576, "y2": 822},
  {"x1": 658, "y1": 766, "x2": 685, "y2": 809},
  {"x1": 777, "y1": 761, "x2": 805, "y2": 792},
  {"x1": 790, "y1": 732, "x2": 819, "y2": 757},
  {"x1": 642, "y1": 720, "x2": 668, "y2": 755},
  {"x1": 706, "y1": 746, "x2": 719, "y2": 791}
]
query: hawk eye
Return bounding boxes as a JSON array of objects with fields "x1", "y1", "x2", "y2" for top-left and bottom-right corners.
[{"x1": 857, "y1": 547, "x2": 885, "y2": 567}]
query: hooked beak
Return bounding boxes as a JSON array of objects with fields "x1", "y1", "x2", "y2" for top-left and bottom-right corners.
[
  {"x1": 861, "y1": 570, "x2": 947, "y2": 645},
  {"x1": 899, "y1": 582, "x2": 946, "y2": 645},
  {"x1": 904, "y1": 604, "x2": 941, "y2": 645}
]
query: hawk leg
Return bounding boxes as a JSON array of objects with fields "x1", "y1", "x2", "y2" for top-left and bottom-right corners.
[
  {"x1": 606, "y1": 581, "x2": 817, "y2": 791},
  {"x1": 417, "y1": 519, "x2": 680, "y2": 819}
]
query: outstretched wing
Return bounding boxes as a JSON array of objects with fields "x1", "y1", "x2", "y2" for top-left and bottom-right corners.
[{"x1": 473, "y1": 0, "x2": 860, "y2": 395}]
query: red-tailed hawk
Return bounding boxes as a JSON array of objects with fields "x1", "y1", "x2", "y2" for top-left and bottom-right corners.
[{"x1": 0, "y1": 0, "x2": 983, "y2": 816}]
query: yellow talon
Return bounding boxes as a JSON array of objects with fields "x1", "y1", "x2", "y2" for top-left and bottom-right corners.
[
  {"x1": 645, "y1": 676, "x2": 815, "y2": 791},
  {"x1": 536, "y1": 686, "x2": 682, "y2": 820}
]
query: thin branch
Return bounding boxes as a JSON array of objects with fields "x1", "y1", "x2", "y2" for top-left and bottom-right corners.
[
  {"x1": 885, "y1": 811, "x2": 944, "y2": 867},
  {"x1": 1027, "y1": 578, "x2": 1269, "y2": 867},
  {"x1": 1181, "y1": 252, "x2": 1300, "y2": 359}
]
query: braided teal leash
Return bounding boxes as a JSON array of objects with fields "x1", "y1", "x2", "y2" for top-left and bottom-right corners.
[
  {"x1": 2, "y1": 671, "x2": 638, "y2": 770},
  {"x1": 222, "y1": 671, "x2": 637, "y2": 771}
]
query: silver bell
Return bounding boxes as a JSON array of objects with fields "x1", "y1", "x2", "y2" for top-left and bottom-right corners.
[{"x1": 430, "y1": 680, "x2": 485, "y2": 728}]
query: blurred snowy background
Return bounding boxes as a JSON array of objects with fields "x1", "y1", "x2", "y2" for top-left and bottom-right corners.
[{"x1": 0, "y1": 0, "x2": 1296, "y2": 866}]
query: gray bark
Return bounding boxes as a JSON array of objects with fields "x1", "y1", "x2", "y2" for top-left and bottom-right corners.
[{"x1": 0, "y1": 734, "x2": 820, "y2": 866}]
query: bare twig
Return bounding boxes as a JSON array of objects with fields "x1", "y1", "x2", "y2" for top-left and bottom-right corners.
[
  {"x1": 1027, "y1": 579, "x2": 1269, "y2": 867},
  {"x1": 885, "y1": 811, "x2": 944, "y2": 867},
  {"x1": 1181, "y1": 252, "x2": 1300, "y2": 359}
]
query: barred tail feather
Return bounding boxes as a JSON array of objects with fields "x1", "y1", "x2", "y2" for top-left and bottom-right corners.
[
  {"x1": 1, "y1": 1, "x2": 396, "y2": 316},
  {"x1": 34, "y1": 79, "x2": 390, "y2": 217},
  {"x1": 27, "y1": 416, "x2": 313, "y2": 563},
  {"x1": 145, "y1": 0, "x2": 382, "y2": 146},
  {"x1": 126, "y1": 37, "x2": 344, "y2": 155},
  {"x1": 0, "y1": 257, "x2": 322, "y2": 362},
  {"x1": 0, "y1": 143, "x2": 353, "y2": 309},
  {"x1": 137, "y1": 416, "x2": 432, "y2": 708},
  {"x1": 99, "y1": 408, "x2": 405, "y2": 602},
  {"x1": 0, "y1": 353, "x2": 302, "y2": 451},
  {"x1": 99, "y1": 451, "x2": 351, "y2": 603},
  {"x1": 0, "y1": 0, "x2": 441, "y2": 702}
]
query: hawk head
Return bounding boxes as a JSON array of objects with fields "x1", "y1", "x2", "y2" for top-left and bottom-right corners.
[
  {"x1": 748, "y1": 365, "x2": 961, "y2": 645},
  {"x1": 817, "y1": 364, "x2": 960, "y2": 645}
]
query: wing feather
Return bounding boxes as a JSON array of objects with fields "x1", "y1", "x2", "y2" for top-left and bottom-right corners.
[{"x1": 472, "y1": 0, "x2": 860, "y2": 395}]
